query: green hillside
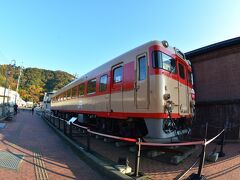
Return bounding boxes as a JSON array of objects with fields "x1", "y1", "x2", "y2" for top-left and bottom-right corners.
[{"x1": 0, "y1": 65, "x2": 74, "y2": 102}]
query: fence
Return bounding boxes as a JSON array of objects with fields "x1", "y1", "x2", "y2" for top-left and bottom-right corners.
[{"x1": 41, "y1": 112, "x2": 227, "y2": 179}]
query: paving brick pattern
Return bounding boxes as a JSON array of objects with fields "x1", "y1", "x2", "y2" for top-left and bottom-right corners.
[{"x1": 0, "y1": 111, "x2": 104, "y2": 180}]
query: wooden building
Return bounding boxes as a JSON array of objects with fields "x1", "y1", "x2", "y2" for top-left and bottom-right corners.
[{"x1": 186, "y1": 37, "x2": 240, "y2": 139}]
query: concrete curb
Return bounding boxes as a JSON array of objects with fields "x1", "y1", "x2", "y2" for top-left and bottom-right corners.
[
  {"x1": 0, "y1": 116, "x2": 7, "y2": 122},
  {"x1": 42, "y1": 116, "x2": 134, "y2": 180}
]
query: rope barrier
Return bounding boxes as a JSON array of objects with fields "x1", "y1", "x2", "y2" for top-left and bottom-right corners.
[
  {"x1": 72, "y1": 122, "x2": 88, "y2": 130},
  {"x1": 207, "y1": 123, "x2": 240, "y2": 129},
  {"x1": 138, "y1": 140, "x2": 204, "y2": 147},
  {"x1": 205, "y1": 129, "x2": 225, "y2": 145},
  {"x1": 177, "y1": 158, "x2": 199, "y2": 180},
  {"x1": 87, "y1": 130, "x2": 137, "y2": 143}
]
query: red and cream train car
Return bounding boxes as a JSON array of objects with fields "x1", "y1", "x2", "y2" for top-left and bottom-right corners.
[{"x1": 51, "y1": 40, "x2": 195, "y2": 142}]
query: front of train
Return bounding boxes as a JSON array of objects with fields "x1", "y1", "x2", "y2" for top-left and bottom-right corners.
[{"x1": 143, "y1": 41, "x2": 195, "y2": 142}]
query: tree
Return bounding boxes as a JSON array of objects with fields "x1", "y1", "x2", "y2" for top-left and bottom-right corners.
[{"x1": 0, "y1": 65, "x2": 74, "y2": 102}]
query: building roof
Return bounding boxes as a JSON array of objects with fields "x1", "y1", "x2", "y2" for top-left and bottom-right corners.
[{"x1": 186, "y1": 36, "x2": 240, "y2": 58}]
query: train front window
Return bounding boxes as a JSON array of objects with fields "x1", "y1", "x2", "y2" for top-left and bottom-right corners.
[
  {"x1": 162, "y1": 53, "x2": 176, "y2": 73},
  {"x1": 152, "y1": 51, "x2": 176, "y2": 73}
]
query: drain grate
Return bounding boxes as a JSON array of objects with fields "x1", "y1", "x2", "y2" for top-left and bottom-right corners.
[{"x1": 0, "y1": 151, "x2": 24, "y2": 170}]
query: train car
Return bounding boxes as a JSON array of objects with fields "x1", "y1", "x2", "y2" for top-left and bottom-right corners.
[{"x1": 51, "y1": 40, "x2": 195, "y2": 142}]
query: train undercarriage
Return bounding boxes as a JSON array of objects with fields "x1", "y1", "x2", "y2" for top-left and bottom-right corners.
[{"x1": 52, "y1": 110, "x2": 192, "y2": 143}]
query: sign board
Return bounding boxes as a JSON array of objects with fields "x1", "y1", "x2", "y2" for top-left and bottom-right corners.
[{"x1": 67, "y1": 117, "x2": 77, "y2": 125}]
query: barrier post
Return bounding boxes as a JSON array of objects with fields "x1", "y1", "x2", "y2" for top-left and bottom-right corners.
[
  {"x1": 58, "y1": 118, "x2": 61, "y2": 130},
  {"x1": 134, "y1": 138, "x2": 141, "y2": 177},
  {"x1": 197, "y1": 139, "x2": 206, "y2": 178},
  {"x1": 69, "y1": 122, "x2": 73, "y2": 139},
  {"x1": 49, "y1": 114, "x2": 52, "y2": 123},
  {"x1": 219, "y1": 123, "x2": 226, "y2": 157},
  {"x1": 87, "y1": 129, "x2": 90, "y2": 151},
  {"x1": 204, "y1": 122, "x2": 208, "y2": 139},
  {"x1": 63, "y1": 120, "x2": 66, "y2": 135},
  {"x1": 53, "y1": 116, "x2": 56, "y2": 126}
]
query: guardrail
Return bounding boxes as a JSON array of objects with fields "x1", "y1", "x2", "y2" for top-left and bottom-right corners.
[{"x1": 41, "y1": 112, "x2": 227, "y2": 179}]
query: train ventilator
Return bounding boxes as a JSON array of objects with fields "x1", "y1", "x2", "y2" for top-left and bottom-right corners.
[{"x1": 51, "y1": 40, "x2": 195, "y2": 143}]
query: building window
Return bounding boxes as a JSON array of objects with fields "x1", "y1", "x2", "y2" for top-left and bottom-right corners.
[
  {"x1": 138, "y1": 56, "x2": 147, "y2": 81},
  {"x1": 78, "y1": 83, "x2": 85, "y2": 96},
  {"x1": 179, "y1": 63, "x2": 185, "y2": 79},
  {"x1": 100, "y1": 75, "x2": 108, "y2": 92},
  {"x1": 152, "y1": 51, "x2": 176, "y2": 73},
  {"x1": 87, "y1": 79, "x2": 96, "y2": 94},
  {"x1": 113, "y1": 66, "x2": 123, "y2": 83},
  {"x1": 72, "y1": 86, "x2": 78, "y2": 98}
]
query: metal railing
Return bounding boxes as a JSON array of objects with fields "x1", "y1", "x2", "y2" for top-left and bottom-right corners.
[{"x1": 41, "y1": 112, "x2": 227, "y2": 179}]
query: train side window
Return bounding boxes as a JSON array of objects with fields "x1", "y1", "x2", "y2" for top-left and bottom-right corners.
[
  {"x1": 67, "y1": 89, "x2": 71, "y2": 99},
  {"x1": 100, "y1": 74, "x2": 108, "y2": 92},
  {"x1": 72, "y1": 86, "x2": 78, "y2": 98},
  {"x1": 188, "y1": 71, "x2": 193, "y2": 84},
  {"x1": 152, "y1": 51, "x2": 162, "y2": 68},
  {"x1": 113, "y1": 66, "x2": 123, "y2": 83},
  {"x1": 138, "y1": 56, "x2": 147, "y2": 81},
  {"x1": 179, "y1": 63, "x2": 185, "y2": 79},
  {"x1": 87, "y1": 78, "x2": 96, "y2": 94},
  {"x1": 78, "y1": 83, "x2": 85, "y2": 96},
  {"x1": 63, "y1": 92, "x2": 66, "y2": 100}
]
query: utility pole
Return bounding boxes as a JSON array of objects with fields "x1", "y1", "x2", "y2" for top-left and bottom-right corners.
[
  {"x1": 16, "y1": 67, "x2": 22, "y2": 92},
  {"x1": 15, "y1": 66, "x2": 23, "y2": 104}
]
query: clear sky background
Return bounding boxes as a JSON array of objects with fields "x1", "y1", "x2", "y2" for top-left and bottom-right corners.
[{"x1": 0, "y1": 0, "x2": 239, "y2": 76}]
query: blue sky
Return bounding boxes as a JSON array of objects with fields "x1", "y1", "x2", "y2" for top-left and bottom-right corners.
[{"x1": 0, "y1": 0, "x2": 239, "y2": 76}]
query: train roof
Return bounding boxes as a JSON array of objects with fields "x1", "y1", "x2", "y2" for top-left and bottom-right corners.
[{"x1": 53, "y1": 40, "x2": 188, "y2": 97}]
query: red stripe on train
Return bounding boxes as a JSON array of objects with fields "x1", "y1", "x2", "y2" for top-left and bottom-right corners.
[{"x1": 51, "y1": 109, "x2": 192, "y2": 119}]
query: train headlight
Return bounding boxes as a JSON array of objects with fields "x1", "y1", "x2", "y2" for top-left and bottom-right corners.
[
  {"x1": 190, "y1": 100, "x2": 195, "y2": 107},
  {"x1": 162, "y1": 40, "x2": 169, "y2": 48},
  {"x1": 165, "y1": 101, "x2": 173, "y2": 113},
  {"x1": 163, "y1": 93, "x2": 170, "y2": 100}
]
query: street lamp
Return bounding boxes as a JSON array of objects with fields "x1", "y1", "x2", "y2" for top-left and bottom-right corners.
[
  {"x1": 15, "y1": 65, "x2": 23, "y2": 104},
  {"x1": 2, "y1": 60, "x2": 16, "y2": 116}
]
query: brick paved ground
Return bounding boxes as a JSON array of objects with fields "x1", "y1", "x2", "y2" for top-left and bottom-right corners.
[{"x1": 0, "y1": 110, "x2": 105, "y2": 180}]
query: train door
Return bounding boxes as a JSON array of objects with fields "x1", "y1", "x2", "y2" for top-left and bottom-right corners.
[
  {"x1": 136, "y1": 54, "x2": 149, "y2": 109},
  {"x1": 110, "y1": 64, "x2": 123, "y2": 112},
  {"x1": 178, "y1": 62, "x2": 189, "y2": 114}
]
